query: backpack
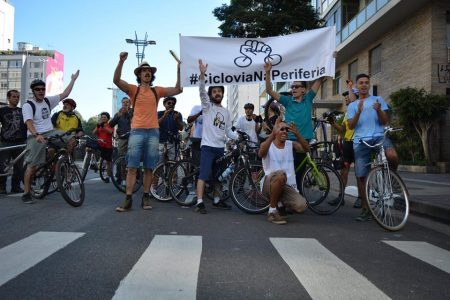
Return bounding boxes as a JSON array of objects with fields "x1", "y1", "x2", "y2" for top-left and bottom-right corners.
[{"x1": 26, "y1": 98, "x2": 51, "y2": 117}]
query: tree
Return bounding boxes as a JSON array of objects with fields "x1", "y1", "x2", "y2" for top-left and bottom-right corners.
[
  {"x1": 390, "y1": 87, "x2": 450, "y2": 163},
  {"x1": 82, "y1": 116, "x2": 99, "y2": 138},
  {"x1": 213, "y1": 0, "x2": 322, "y2": 38}
]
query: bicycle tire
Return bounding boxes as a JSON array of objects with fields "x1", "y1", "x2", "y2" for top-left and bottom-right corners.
[
  {"x1": 80, "y1": 151, "x2": 91, "y2": 182},
  {"x1": 29, "y1": 164, "x2": 51, "y2": 199},
  {"x1": 151, "y1": 160, "x2": 177, "y2": 201},
  {"x1": 99, "y1": 158, "x2": 108, "y2": 182},
  {"x1": 111, "y1": 155, "x2": 142, "y2": 194},
  {"x1": 229, "y1": 163, "x2": 268, "y2": 214},
  {"x1": 301, "y1": 163, "x2": 344, "y2": 215},
  {"x1": 365, "y1": 167, "x2": 409, "y2": 231},
  {"x1": 168, "y1": 159, "x2": 199, "y2": 206},
  {"x1": 55, "y1": 156, "x2": 85, "y2": 207}
]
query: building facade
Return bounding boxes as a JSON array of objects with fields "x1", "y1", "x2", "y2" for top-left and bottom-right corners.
[
  {"x1": 315, "y1": 0, "x2": 450, "y2": 162},
  {"x1": 0, "y1": 0, "x2": 14, "y2": 51}
]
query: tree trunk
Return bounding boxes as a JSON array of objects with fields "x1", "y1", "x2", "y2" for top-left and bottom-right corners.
[{"x1": 414, "y1": 122, "x2": 432, "y2": 163}]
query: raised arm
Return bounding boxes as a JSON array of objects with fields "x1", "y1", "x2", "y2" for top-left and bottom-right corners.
[
  {"x1": 164, "y1": 61, "x2": 183, "y2": 97},
  {"x1": 113, "y1": 52, "x2": 130, "y2": 94},
  {"x1": 59, "y1": 70, "x2": 79, "y2": 100},
  {"x1": 264, "y1": 62, "x2": 280, "y2": 101},
  {"x1": 198, "y1": 59, "x2": 210, "y2": 109}
]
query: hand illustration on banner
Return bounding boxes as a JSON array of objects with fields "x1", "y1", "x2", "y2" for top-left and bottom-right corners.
[{"x1": 234, "y1": 40, "x2": 282, "y2": 68}]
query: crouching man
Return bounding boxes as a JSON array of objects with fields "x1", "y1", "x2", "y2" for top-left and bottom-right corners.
[{"x1": 258, "y1": 120, "x2": 309, "y2": 224}]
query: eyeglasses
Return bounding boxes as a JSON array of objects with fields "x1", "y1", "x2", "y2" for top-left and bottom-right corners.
[
  {"x1": 33, "y1": 87, "x2": 46, "y2": 92},
  {"x1": 166, "y1": 101, "x2": 175, "y2": 106},
  {"x1": 291, "y1": 85, "x2": 305, "y2": 89},
  {"x1": 279, "y1": 127, "x2": 290, "y2": 132}
]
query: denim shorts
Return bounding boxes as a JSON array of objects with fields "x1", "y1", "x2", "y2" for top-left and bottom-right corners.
[
  {"x1": 126, "y1": 128, "x2": 159, "y2": 170},
  {"x1": 199, "y1": 145, "x2": 224, "y2": 181},
  {"x1": 353, "y1": 136, "x2": 394, "y2": 177}
]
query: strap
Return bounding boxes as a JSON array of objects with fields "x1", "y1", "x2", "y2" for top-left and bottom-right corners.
[
  {"x1": 26, "y1": 100, "x2": 36, "y2": 116},
  {"x1": 131, "y1": 86, "x2": 159, "y2": 108}
]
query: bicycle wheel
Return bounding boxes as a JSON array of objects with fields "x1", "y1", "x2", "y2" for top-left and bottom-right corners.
[
  {"x1": 151, "y1": 160, "x2": 177, "y2": 201},
  {"x1": 55, "y1": 156, "x2": 85, "y2": 207},
  {"x1": 30, "y1": 164, "x2": 51, "y2": 199},
  {"x1": 111, "y1": 155, "x2": 142, "y2": 193},
  {"x1": 310, "y1": 141, "x2": 334, "y2": 165},
  {"x1": 229, "y1": 163, "x2": 268, "y2": 214},
  {"x1": 80, "y1": 151, "x2": 91, "y2": 182},
  {"x1": 168, "y1": 159, "x2": 199, "y2": 206},
  {"x1": 301, "y1": 163, "x2": 344, "y2": 215},
  {"x1": 365, "y1": 167, "x2": 409, "y2": 231},
  {"x1": 99, "y1": 158, "x2": 108, "y2": 182}
]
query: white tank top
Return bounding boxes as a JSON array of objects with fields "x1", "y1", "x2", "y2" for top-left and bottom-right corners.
[{"x1": 262, "y1": 140, "x2": 297, "y2": 187}]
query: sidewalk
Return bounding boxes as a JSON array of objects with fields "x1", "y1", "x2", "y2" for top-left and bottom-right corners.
[{"x1": 347, "y1": 171, "x2": 450, "y2": 224}]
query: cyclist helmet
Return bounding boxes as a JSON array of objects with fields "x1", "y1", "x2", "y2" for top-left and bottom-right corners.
[
  {"x1": 30, "y1": 79, "x2": 46, "y2": 89},
  {"x1": 63, "y1": 98, "x2": 77, "y2": 109}
]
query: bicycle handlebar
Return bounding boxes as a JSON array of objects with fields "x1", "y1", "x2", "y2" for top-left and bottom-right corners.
[{"x1": 359, "y1": 126, "x2": 402, "y2": 148}]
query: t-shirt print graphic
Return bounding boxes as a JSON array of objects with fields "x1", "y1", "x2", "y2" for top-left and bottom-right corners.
[
  {"x1": 42, "y1": 107, "x2": 50, "y2": 119},
  {"x1": 213, "y1": 112, "x2": 225, "y2": 130}
]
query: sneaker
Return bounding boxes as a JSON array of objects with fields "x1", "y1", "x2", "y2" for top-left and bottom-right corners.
[
  {"x1": 11, "y1": 187, "x2": 24, "y2": 194},
  {"x1": 212, "y1": 200, "x2": 232, "y2": 210},
  {"x1": 268, "y1": 212, "x2": 287, "y2": 225},
  {"x1": 116, "y1": 197, "x2": 132, "y2": 212},
  {"x1": 328, "y1": 195, "x2": 344, "y2": 206},
  {"x1": 355, "y1": 209, "x2": 373, "y2": 222},
  {"x1": 141, "y1": 194, "x2": 153, "y2": 210},
  {"x1": 195, "y1": 202, "x2": 207, "y2": 214},
  {"x1": 353, "y1": 197, "x2": 362, "y2": 209},
  {"x1": 22, "y1": 193, "x2": 35, "y2": 204},
  {"x1": 104, "y1": 177, "x2": 110, "y2": 184}
]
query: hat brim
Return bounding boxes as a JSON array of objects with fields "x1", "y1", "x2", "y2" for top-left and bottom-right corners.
[{"x1": 134, "y1": 66, "x2": 157, "y2": 76}]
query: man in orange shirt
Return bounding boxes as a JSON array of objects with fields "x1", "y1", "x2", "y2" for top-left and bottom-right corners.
[{"x1": 113, "y1": 52, "x2": 182, "y2": 212}]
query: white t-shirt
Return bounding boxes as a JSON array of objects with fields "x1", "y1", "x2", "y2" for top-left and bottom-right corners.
[
  {"x1": 235, "y1": 115, "x2": 258, "y2": 144},
  {"x1": 22, "y1": 95, "x2": 60, "y2": 135},
  {"x1": 262, "y1": 140, "x2": 297, "y2": 187},
  {"x1": 199, "y1": 80, "x2": 238, "y2": 148},
  {"x1": 189, "y1": 105, "x2": 203, "y2": 139}
]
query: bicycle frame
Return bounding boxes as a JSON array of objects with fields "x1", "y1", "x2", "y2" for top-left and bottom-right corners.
[
  {"x1": 295, "y1": 152, "x2": 327, "y2": 189},
  {"x1": 0, "y1": 144, "x2": 27, "y2": 177}
]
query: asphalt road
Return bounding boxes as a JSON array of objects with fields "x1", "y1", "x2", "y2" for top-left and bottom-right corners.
[{"x1": 0, "y1": 175, "x2": 449, "y2": 300}]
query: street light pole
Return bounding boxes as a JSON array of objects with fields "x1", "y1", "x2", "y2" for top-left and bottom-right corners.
[{"x1": 125, "y1": 31, "x2": 156, "y2": 65}]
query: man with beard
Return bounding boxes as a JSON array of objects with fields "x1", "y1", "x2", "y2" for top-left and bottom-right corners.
[
  {"x1": 259, "y1": 120, "x2": 309, "y2": 224},
  {"x1": 195, "y1": 59, "x2": 239, "y2": 214},
  {"x1": 0, "y1": 90, "x2": 27, "y2": 194},
  {"x1": 113, "y1": 52, "x2": 182, "y2": 212}
]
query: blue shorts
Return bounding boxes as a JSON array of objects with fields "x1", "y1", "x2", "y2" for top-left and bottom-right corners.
[
  {"x1": 126, "y1": 128, "x2": 159, "y2": 170},
  {"x1": 199, "y1": 146, "x2": 224, "y2": 181},
  {"x1": 353, "y1": 136, "x2": 394, "y2": 177}
]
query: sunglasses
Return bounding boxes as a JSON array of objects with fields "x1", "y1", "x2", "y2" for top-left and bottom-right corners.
[
  {"x1": 291, "y1": 85, "x2": 305, "y2": 89},
  {"x1": 166, "y1": 101, "x2": 175, "y2": 105},
  {"x1": 33, "y1": 87, "x2": 46, "y2": 92},
  {"x1": 279, "y1": 127, "x2": 290, "y2": 132}
]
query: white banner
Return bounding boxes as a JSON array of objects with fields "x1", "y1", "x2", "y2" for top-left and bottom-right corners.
[{"x1": 180, "y1": 26, "x2": 336, "y2": 87}]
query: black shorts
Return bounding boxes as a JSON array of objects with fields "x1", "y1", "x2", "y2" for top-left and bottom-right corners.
[
  {"x1": 343, "y1": 141, "x2": 354, "y2": 164},
  {"x1": 99, "y1": 147, "x2": 113, "y2": 162}
]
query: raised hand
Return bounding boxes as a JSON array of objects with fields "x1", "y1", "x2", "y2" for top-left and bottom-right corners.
[
  {"x1": 71, "y1": 70, "x2": 80, "y2": 81},
  {"x1": 198, "y1": 59, "x2": 208, "y2": 74},
  {"x1": 119, "y1": 52, "x2": 128, "y2": 62}
]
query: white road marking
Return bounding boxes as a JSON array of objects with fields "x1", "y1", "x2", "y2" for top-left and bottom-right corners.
[
  {"x1": 113, "y1": 235, "x2": 202, "y2": 300},
  {"x1": 270, "y1": 238, "x2": 390, "y2": 300},
  {"x1": 0, "y1": 231, "x2": 85, "y2": 286},
  {"x1": 384, "y1": 241, "x2": 450, "y2": 274}
]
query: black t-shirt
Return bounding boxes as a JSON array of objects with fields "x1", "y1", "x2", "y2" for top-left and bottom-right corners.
[{"x1": 0, "y1": 106, "x2": 27, "y2": 143}]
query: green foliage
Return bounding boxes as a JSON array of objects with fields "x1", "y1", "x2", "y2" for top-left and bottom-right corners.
[
  {"x1": 81, "y1": 116, "x2": 99, "y2": 138},
  {"x1": 213, "y1": 0, "x2": 322, "y2": 38},
  {"x1": 390, "y1": 123, "x2": 425, "y2": 165}
]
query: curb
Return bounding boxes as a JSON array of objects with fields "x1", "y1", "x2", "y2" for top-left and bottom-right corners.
[{"x1": 409, "y1": 199, "x2": 450, "y2": 224}]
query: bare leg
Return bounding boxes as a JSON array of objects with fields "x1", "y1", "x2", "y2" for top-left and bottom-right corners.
[
  {"x1": 126, "y1": 168, "x2": 137, "y2": 196},
  {"x1": 142, "y1": 169, "x2": 153, "y2": 194}
]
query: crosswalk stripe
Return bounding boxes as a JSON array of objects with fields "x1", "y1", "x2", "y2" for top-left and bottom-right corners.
[
  {"x1": 383, "y1": 241, "x2": 450, "y2": 274},
  {"x1": 112, "y1": 235, "x2": 202, "y2": 300},
  {"x1": 270, "y1": 238, "x2": 390, "y2": 300},
  {"x1": 0, "y1": 231, "x2": 85, "y2": 286}
]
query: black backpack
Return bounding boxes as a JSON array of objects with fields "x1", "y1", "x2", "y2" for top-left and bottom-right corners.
[{"x1": 26, "y1": 98, "x2": 51, "y2": 117}]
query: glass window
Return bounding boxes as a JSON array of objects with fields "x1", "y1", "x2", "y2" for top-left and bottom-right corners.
[
  {"x1": 8, "y1": 60, "x2": 21, "y2": 68},
  {"x1": 321, "y1": 79, "x2": 328, "y2": 99},
  {"x1": 333, "y1": 71, "x2": 341, "y2": 95},
  {"x1": 29, "y1": 62, "x2": 42, "y2": 68},
  {"x1": 348, "y1": 60, "x2": 358, "y2": 83},
  {"x1": 0, "y1": 61, "x2": 7, "y2": 68},
  {"x1": 33, "y1": 72, "x2": 40, "y2": 78},
  {"x1": 369, "y1": 45, "x2": 382, "y2": 75},
  {"x1": 1, "y1": 73, "x2": 7, "y2": 79}
]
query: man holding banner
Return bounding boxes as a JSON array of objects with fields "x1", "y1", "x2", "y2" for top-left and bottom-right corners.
[
  {"x1": 264, "y1": 61, "x2": 328, "y2": 187},
  {"x1": 195, "y1": 59, "x2": 239, "y2": 214}
]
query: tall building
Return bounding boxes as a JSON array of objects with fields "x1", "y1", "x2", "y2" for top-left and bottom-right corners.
[
  {"x1": 0, "y1": 46, "x2": 64, "y2": 106},
  {"x1": 315, "y1": 0, "x2": 450, "y2": 161},
  {"x1": 0, "y1": 0, "x2": 14, "y2": 51}
]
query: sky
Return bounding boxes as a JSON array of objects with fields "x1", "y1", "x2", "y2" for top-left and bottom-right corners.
[{"x1": 12, "y1": 0, "x2": 229, "y2": 120}]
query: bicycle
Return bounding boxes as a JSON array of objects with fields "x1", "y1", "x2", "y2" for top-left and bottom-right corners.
[
  {"x1": 30, "y1": 131, "x2": 85, "y2": 207},
  {"x1": 0, "y1": 144, "x2": 28, "y2": 189},
  {"x1": 361, "y1": 127, "x2": 409, "y2": 231},
  {"x1": 168, "y1": 133, "x2": 263, "y2": 208},
  {"x1": 79, "y1": 136, "x2": 110, "y2": 182}
]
